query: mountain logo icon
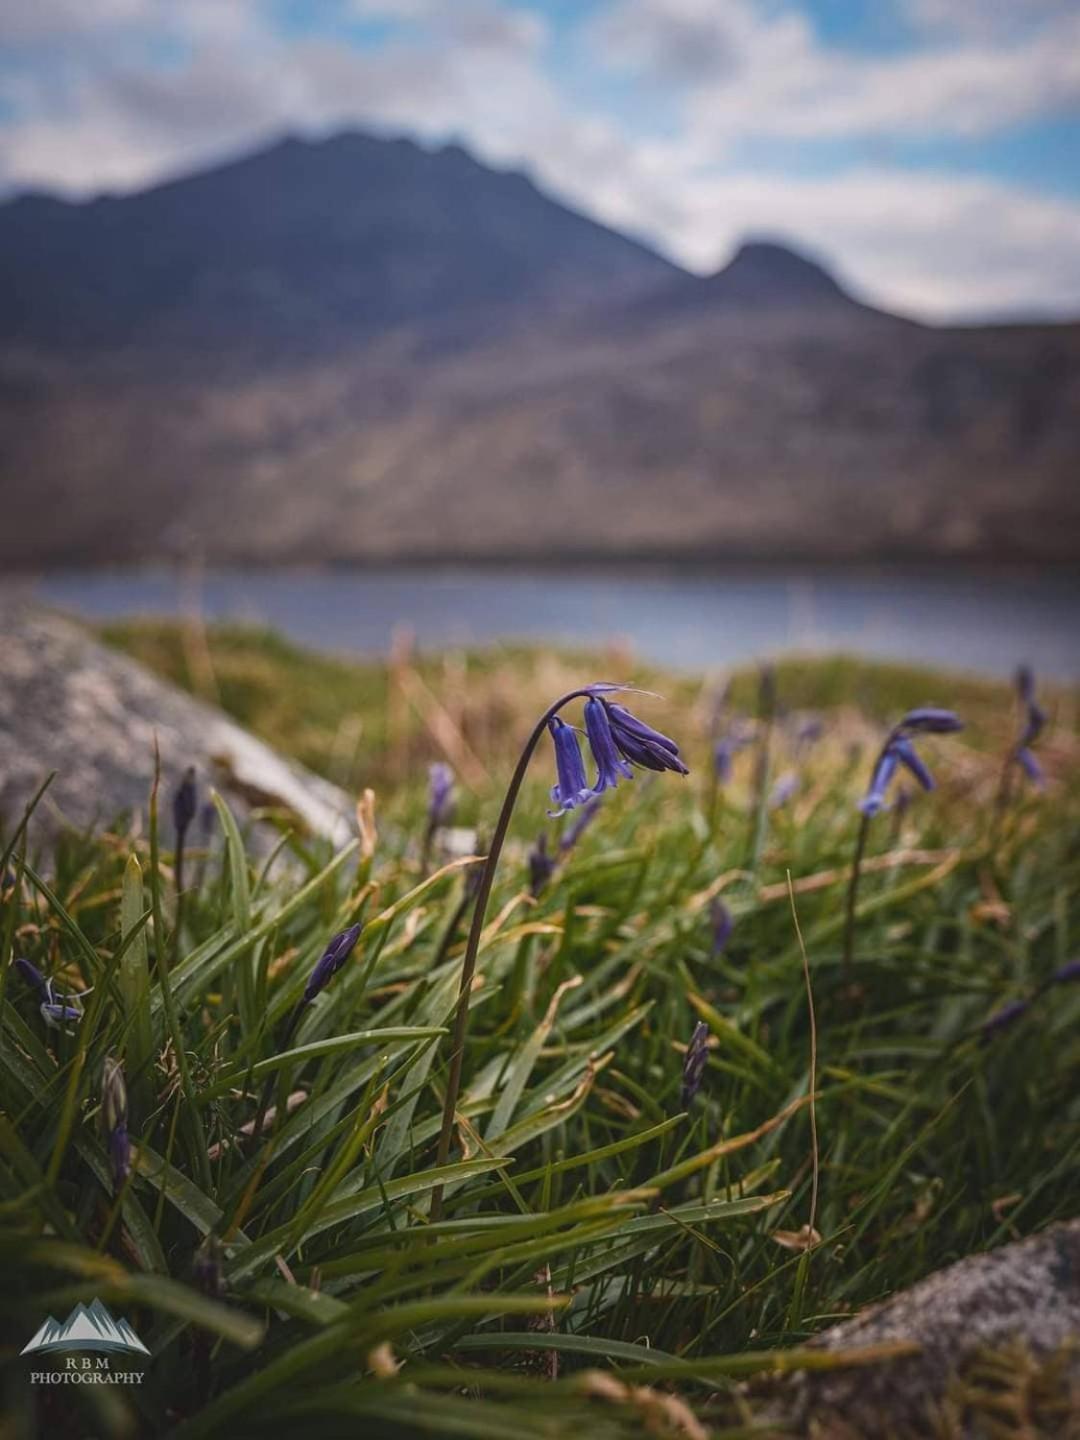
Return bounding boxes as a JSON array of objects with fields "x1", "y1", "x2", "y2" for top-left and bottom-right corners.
[{"x1": 21, "y1": 1299, "x2": 150, "y2": 1357}]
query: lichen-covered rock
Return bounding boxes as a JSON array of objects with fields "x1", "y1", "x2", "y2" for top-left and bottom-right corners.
[
  {"x1": 0, "y1": 598, "x2": 353, "y2": 851},
  {"x1": 761, "y1": 1222, "x2": 1080, "y2": 1438}
]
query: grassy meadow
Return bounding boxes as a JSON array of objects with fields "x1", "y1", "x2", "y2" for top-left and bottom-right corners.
[{"x1": 2, "y1": 620, "x2": 1078, "y2": 1438}]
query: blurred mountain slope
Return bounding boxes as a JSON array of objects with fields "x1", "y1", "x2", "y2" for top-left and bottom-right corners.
[{"x1": 0, "y1": 131, "x2": 1077, "y2": 567}]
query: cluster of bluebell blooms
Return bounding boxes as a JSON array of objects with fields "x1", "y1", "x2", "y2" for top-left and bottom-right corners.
[
  {"x1": 858, "y1": 707, "x2": 965, "y2": 817},
  {"x1": 1010, "y1": 665, "x2": 1046, "y2": 786},
  {"x1": 14, "y1": 957, "x2": 88, "y2": 1030},
  {"x1": 548, "y1": 696, "x2": 688, "y2": 817}
]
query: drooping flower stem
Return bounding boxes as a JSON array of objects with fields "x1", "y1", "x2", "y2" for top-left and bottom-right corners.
[
  {"x1": 430, "y1": 688, "x2": 593, "y2": 1221},
  {"x1": 842, "y1": 810, "x2": 872, "y2": 979}
]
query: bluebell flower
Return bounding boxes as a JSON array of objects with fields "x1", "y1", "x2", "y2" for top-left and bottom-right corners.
[
  {"x1": 892, "y1": 737, "x2": 935, "y2": 792},
  {"x1": 1012, "y1": 666, "x2": 1047, "y2": 788},
  {"x1": 547, "y1": 717, "x2": 595, "y2": 816},
  {"x1": 173, "y1": 766, "x2": 197, "y2": 837},
  {"x1": 681, "y1": 1020, "x2": 710, "y2": 1107},
  {"x1": 14, "y1": 957, "x2": 48, "y2": 999},
  {"x1": 528, "y1": 833, "x2": 556, "y2": 897},
  {"x1": 769, "y1": 771, "x2": 798, "y2": 810},
  {"x1": 713, "y1": 736, "x2": 735, "y2": 783},
  {"x1": 14, "y1": 958, "x2": 86, "y2": 1029},
  {"x1": 859, "y1": 708, "x2": 963, "y2": 815},
  {"x1": 713, "y1": 720, "x2": 753, "y2": 782},
  {"x1": 1016, "y1": 748, "x2": 1044, "y2": 785},
  {"x1": 427, "y1": 762, "x2": 455, "y2": 829},
  {"x1": 896, "y1": 708, "x2": 965, "y2": 736},
  {"x1": 303, "y1": 922, "x2": 363, "y2": 1003},
  {"x1": 583, "y1": 698, "x2": 635, "y2": 793},
  {"x1": 603, "y1": 701, "x2": 688, "y2": 775},
  {"x1": 582, "y1": 695, "x2": 688, "y2": 797},
  {"x1": 859, "y1": 747, "x2": 900, "y2": 816},
  {"x1": 794, "y1": 715, "x2": 824, "y2": 752},
  {"x1": 710, "y1": 899, "x2": 733, "y2": 956},
  {"x1": 979, "y1": 998, "x2": 1029, "y2": 1042},
  {"x1": 1050, "y1": 959, "x2": 1080, "y2": 987},
  {"x1": 102, "y1": 1057, "x2": 130, "y2": 1189}
]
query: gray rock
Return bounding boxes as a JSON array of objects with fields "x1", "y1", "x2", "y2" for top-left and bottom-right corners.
[
  {"x1": 0, "y1": 599, "x2": 354, "y2": 851},
  {"x1": 761, "y1": 1221, "x2": 1080, "y2": 1437}
]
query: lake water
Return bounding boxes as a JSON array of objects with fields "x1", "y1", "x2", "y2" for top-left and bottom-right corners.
[{"x1": 23, "y1": 565, "x2": 1080, "y2": 679}]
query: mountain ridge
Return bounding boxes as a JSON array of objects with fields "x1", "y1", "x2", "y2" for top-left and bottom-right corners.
[{"x1": 0, "y1": 128, "x2": 1077, "y2": 569}]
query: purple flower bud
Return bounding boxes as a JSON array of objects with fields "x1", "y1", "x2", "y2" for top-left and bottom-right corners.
[
  {"x1": 583, "y1": 698, "x2": 635, "y2": 793},
  {"x1": 303, "y1": 922, "x2": 363, "y2": 1004},
  {"x1": 1011, "y1": 667, "x2": 1046, "y2": 785},
  {"x1": 979, "y1": 998, "x2": 1029, "y2": 1041},
  {"x1": 859, "y1": 747, "x2": 900, "y2": 816},
  {"x1": 41, "y1": 999, "x2": 85, "y2": 1029},
  {"x1": 769, "y1": 771, "x2": 798, "y2": 810},
  {"x1": 14, "y1": 957, "x2": 48, "y2": 999},
  {"x1": 173, "y1": 766, "x2": 197, "y2": 836},
  {"x1": 1050, "y1": 959, "x2": 1080, "y2": 986},
  {"x1": 528, "y1": 833, "x2": 556, "y2": 898},
  {"x1": 1015, "y1": 665, "x2": 1035, "y2": 706},
  {"x1": 681, "y1": 1021, "x2": 710, "y2": 1107},
  {"x1": 896, "y1": 708, "x2": 964, "y2": 736},
  {"x1": 713, "y1": 737, "x2": 736, "y2": 783},
  {"x1": 1016, "y1": 748, "x2": 1044, "y2": 785},
  {"x1": 795, "y1": 716, "x2": 824, "y2": 750},
  {"x1": 710, "y1": 899, "x2": 733, "y2": 956},
  {"x1": 602, "y1": 701, "x2": 688, "y2": 776},
  {"x1": 713, "y1": 721, "x2": 752, "y2": 782},
  {"x1": 17, "y1": 960, "x2": 86, "y2": 1029},
  {"x1": 427, "y1": 762, "x2": 455, "y2": 829},
  {"x1": 892, "y1": 736, "x2": 936, "y2": 792},
  {"x1": 548, "y1": 717, "x2": 595, "y2": 817}
]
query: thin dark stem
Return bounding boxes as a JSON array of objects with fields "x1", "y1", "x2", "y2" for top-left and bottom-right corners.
[
  {"x1": 173, "y1": 824, "x2": 189, "y2": 964},
  {"x1": 842, "y1": 811, "x2": 872, "y2": 979},
  {"x1": 420, "y1": 820, "x2": 437, "y2": 875},
  {"x1": 251, "y1": 1001, "x2": 305, "y2": 1148},
  {"x1": 429, "y1": 687, "x2": 594, "y2": 1222}
]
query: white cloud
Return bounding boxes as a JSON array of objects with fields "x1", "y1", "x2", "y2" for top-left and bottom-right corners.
[
  {"x1": 0, "y1": 0, "x2": 1078, "y2": 320},
  {"x1": 594, "y1": 0, "x2": 1080, "y2": 141}
]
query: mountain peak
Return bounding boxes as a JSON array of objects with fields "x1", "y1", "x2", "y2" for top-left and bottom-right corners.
[
  {"x1": 706, "y1": 237, "x2": 851, "y2": 306},
  {"x1": 0, "y1": 127, "x2": 679, "y2": 353}
]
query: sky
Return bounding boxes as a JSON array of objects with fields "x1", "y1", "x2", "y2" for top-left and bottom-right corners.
[{"x1": 1, "y1": 0, "x2": 1079, "y2": 322}]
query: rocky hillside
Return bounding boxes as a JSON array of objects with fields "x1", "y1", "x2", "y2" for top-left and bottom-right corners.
[{"x1": 0, "y1": 130, "x2": 1077, "y2": 567}]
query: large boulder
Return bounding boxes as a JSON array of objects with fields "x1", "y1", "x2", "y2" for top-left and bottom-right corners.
[
  {"x1": 0, "y1": 598, "x2": 354, "y2": 850},
  {"x1": 761, "y1": 1221, "x2": 1080, "y2": 1437}
]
